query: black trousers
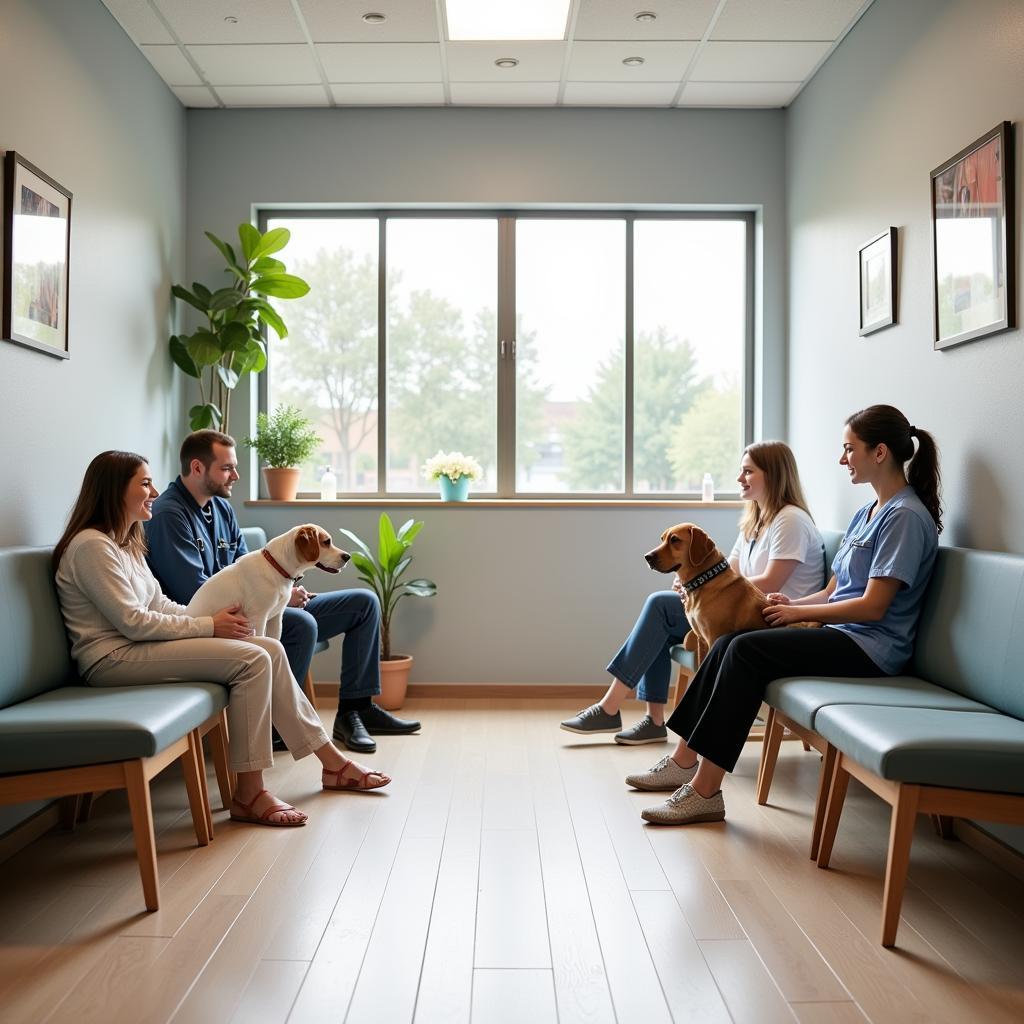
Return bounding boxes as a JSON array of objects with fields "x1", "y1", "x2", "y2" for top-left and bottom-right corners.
[{"x1": 665, "y1": 626, "x2": 882, "y2": 773}]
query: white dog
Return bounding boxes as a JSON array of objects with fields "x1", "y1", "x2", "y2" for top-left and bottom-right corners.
[{"x1": 186, "y1": 523, "x2": 350, "y2": 639}]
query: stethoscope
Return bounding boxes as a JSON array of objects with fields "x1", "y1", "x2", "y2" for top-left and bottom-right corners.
[{"x1": 194, "y1": 534, "x2": 233, "y2": 569}]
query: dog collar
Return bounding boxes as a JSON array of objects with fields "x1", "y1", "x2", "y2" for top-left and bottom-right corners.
[
  {"x1": 682, "y1": 558, "x2": 730, "y2": 593},
  {"x1": 262, "y1": 548, "x2": 302, "y2": 584}
]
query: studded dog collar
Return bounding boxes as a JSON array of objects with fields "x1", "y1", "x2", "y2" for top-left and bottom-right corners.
[{"x1": 682, "y1": 558, "x2": 731, "y2": 593}]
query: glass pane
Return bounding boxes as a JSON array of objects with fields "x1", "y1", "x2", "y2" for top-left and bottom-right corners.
[
  {"x1": 266, "y1": 217, "x2": 379, "y2": 493},
  {"x1": 386, "y1": 219, "x2": 498, "y2": 492},
  {"x1": 516, "y1": 220, "x2": 626, "y2": 492},
  {"x1": 633, "y1": 220, "x2": 745, "y2": 494}
]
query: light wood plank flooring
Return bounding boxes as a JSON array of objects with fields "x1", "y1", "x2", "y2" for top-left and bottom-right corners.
[{"x1": 1, "y1": 698, "x2": 1022, "y2": 1023}]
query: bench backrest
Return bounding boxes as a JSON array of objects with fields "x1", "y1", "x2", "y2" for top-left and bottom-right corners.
[
  {"x1": 911, "y1": 546, "x2": 1024, "y2": 720},
  {"x1": 0, "y1": 547, "x2": 78, "y2": 708},
  {"x1": 822, "y1": 529, "x2": 843, "y2": 582},
  {"x1": 241, "y1": 526, "x2": 267, "y2": 552}
]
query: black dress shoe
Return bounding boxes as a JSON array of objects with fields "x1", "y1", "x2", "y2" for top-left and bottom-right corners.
[
  {"x1": 332, "y1": 710, "x2": 377, "y2": 753},
  {"x1": 359, "y1": 703, "x2": 421, "y2": 735}
]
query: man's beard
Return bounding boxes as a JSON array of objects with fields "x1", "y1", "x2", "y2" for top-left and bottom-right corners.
[{"x1": 201, "y1": 474, "x2": 232, "y2": 499}]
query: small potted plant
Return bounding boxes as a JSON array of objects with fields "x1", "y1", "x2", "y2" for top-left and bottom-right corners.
[
  {"x1": 339, "y1": 513, "x2": 437, "y2": 709},
  {"x1": 244, "y1": 404, "x2": 322, "y2": 501},
  {"x1": 422, "y1": 450, "x2": 484, "y2": 501}
]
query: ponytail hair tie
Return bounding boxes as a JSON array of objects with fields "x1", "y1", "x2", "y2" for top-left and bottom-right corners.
[{"x1": 908, "y1": 424, "x2": 918, "y2": 436}]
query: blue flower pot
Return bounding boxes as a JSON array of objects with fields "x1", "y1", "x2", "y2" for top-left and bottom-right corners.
[{"x1": 438, "y1": 475, "x2": 470, "y2": 501}]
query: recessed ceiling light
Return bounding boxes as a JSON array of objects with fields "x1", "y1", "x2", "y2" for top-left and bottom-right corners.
[
  {"x1": 634, "y1": 11, "x2": 657, "y2": 22},
  {"x1": 223, "y1": 15, "x2": 238, "y2": 24},
  {"x1": 362, "y1": 12, "x2": 386, "y2": 24},
  {"x1": 446, "y1": 0, "x2": 570, "y2": 41},
  {"x1": 494, "y1": 57, "x2": 520, "y2": 69},
  {"x1": 622, "y1": 56, "x2": 646, "y2": 66}
]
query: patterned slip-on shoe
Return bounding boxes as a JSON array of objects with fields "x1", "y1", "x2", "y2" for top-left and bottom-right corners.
[
  {"x1": 625, "y1": 754, "x2": 697, "y2": 791},
  {"x1": 614, "y1": 715, "x2": 668, "y2": 745},
  {"x1": 640, "y1": 783, "x2": 726, "y2": 825},
  {"x1": 559, "y1": 703, "x2": 622, "y2": 735}
]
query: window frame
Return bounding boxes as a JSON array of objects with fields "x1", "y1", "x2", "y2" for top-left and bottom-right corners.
[{"x1": 256, "y1": 208, "x2": 755, "y2": 501}]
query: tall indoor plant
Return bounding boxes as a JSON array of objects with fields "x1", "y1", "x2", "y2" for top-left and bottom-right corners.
[
  {"x1": 169, "y1": 224, "x2": 310, "y2": 433},
  {"x1": 339, "y1": 513, "x2": 437, "y2": 709},
  {"x1": 244, "y1": 404, "x2": 322, "y2": 501}
]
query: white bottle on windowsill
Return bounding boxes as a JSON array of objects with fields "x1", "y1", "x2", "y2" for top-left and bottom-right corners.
[
  {"x1": 320, "y1": 465, "x2": 337, "y2": 501},
  {"x1": 701, "y1": 473, "x2": 715, "y2": 502}
]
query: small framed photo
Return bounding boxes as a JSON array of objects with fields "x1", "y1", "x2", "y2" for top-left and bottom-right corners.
[
  {"x1": 859, "y1": 227, "x2": 898, "y2": 336},
  {"x1": 930, "y1": 121, "x2": 1015, "y2": 351},
  {"x1": 2, "y1": 151, "x2": 72, "y2": 359}
]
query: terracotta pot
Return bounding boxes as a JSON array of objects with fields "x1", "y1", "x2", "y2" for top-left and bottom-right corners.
[
  {"x1": 263, "y1": 466, "x2": 301, "y2": 501},
  {"x1": 376, "y1": 654, "x2": 413, "y2": 710}
]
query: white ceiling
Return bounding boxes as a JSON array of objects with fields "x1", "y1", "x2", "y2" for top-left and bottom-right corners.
[{"x1": 100, "y1": 0, "x2": 875, "y2": 109}]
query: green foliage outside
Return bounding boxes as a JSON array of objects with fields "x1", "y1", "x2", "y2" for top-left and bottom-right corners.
[
  {"x1": 668, "y1": 383, "x2": 743, "y2": 493},
  {"x1": 243, "y1": 404, "x2": 322, "y2": 469}
]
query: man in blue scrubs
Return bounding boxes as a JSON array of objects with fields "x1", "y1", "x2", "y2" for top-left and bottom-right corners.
[{"x1": 145, "y1": 430, "x2": 420, "y2": 754}]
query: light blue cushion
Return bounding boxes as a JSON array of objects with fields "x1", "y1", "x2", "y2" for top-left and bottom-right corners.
[
  {"x1": 0, "y1": 683, "x2": 227, "y2": 773},
  {"x1": 815, "y1": 704, "x2": 1024, "y2": 795},
  {"x1": 241, "y1": 526, "x2": 268, "y2": 552},
  {"x1": 765, "y1": 676, "x2": 993, "y2": 730}
]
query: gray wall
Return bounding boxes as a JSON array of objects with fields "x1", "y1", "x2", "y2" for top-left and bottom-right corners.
[
  {"x1": 0, "y1": 0, "x2": 186, "y2": 832},
  {"x1": 0, "y1": 0, "x2": 187, "y2": 549},
  {"x1": 785, "y1": 0, "x2": 1024, "y2": 848},
  {"x1": 186, "y1": 106, "x2": 786, "y2": 685},
  {"x1": 786, "y1": 0, "x2": 1024, "y2": 551}
]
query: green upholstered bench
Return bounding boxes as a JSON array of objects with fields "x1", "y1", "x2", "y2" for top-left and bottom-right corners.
[{"x1": 0, "y1": 546, "x2": 232, "y2": 911}]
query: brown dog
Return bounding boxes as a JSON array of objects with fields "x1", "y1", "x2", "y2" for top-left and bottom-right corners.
[{"x1": 645, "y1": 522, "x2": 800, "y2": 668}]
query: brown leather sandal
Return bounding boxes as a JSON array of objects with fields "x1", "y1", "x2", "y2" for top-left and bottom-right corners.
[
  {"x1": 323, "y1": 758, "x2": 391, "y2": 791},
  {"x1": 230, "y1": 789, "x2": 308, "y2": 827}
]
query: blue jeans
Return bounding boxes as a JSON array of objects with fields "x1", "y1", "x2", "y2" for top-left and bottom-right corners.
[
  {"x1": 280, "y1": 589, "x2": 381, "y2": 700},
  {"x1": 606, "y1": 591, "x2": 690, "y2": 705}
]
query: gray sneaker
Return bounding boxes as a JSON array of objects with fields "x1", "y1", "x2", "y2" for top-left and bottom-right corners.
[
  {"x1": 640, "y1": 783, "x2": 726, "y2": 825},
  {"x1": 615, "y1": 715, "x2": 668, "y2": 746},
  {"x1": 625, "y1": 755, "x2": 697, "y2": 791},
  {"x1": 560, "y1": 703, "x2": 622, "y2": 735}
]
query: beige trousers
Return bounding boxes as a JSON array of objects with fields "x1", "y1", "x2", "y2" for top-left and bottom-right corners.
[{"x1": 88, "y1": 636, "x2": 329, "y2": 772}]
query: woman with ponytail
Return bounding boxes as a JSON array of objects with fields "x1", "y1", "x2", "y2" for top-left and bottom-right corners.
[{"x1": 635, "y1": 405, "x2": 942, "y2": 826}]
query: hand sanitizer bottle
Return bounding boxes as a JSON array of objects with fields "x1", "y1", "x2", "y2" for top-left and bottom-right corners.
[
  {"x1": 701, "y1": 473, "x2": 715, "y2": 502},
  {"x1": 320, "y1": 465, "x2": 337, "y2": 502}
]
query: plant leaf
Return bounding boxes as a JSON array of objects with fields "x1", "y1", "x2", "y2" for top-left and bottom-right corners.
[
  {"x1": 349, "y1": 551, "x2": 379, "y2": 583},
  {"x1": 191, "y1": 282, "x2": 212, "y2": 303},
  {"x1": 378, "y1": 513, "x2": 401, "y2": 568},
  {"x1": 220, "y1": 320, "x2": 250, "y2": 351},
  {"x1": 171, "y1": 284, "x2": 207, "y2": 314},
  {"x1": 186, "y1": 329, "x2": 222, "y2": 366},
  {"x1": 169, "y1": 335, "x2": 201, "y2": 377},
  {"x1": 337, "y1": 528, "x2": 372, "y2": 561},
  {"x1": 205, "y1": 231, "x2": 238, "y2": 269},
  {"x1": 217, "y1": 365, "x2": 240, "y2": 390},
  {"x1": 251, "y1": 274, "x2": 310, "y2": 299},
  {"x1": 255, "y1": 300, "x2": 287, "y2": 338},
  {"x1": 188, "y1": 403, "x2": 221, "y2": 430},
  {"x1": 208, "y1": 287, "x2": 243, "y2": 312},
  {"x1": 392, "y1": 555, "x2": 412, "y2": 581},
  {"x1": 251, "y1": 227, "x2": 290, "y2": 260},
  {"x1": 233, "y1": 338, "x2": 267, "y2": 375},
  {"x1": 397, "y1": 520, "x2": 424, "y2": 545},
  {"x1": 403, "y1": 579, "x2": 437, "y2": 597},
  {"x1": 238, "y1": 223, "x2": 260, "y2": 263},
  {"x1": 252, "y1": 256, "x2": 285, "y2": 274}
]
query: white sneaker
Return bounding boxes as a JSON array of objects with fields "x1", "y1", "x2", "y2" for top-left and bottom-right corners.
[
  {"x1": 641, "y1": 783, "x2": 726, "y2": 825},
  {"x1": 625, "y1": 755, "x2": 697, "y2": 791}
]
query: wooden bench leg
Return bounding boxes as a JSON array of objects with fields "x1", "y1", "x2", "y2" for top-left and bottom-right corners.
[
  {"x1": 123, "y1": 760, "x2": 160, "y2": 912},
  {"x1": 185, "y1": 731, "x2": 213, "y2": 845},
  {"x1": 58, "y1": 795, "x2": 80, "y2": 831},
  {"x1": 810, "y1": 744, "x2": 837, "y2": 861},
  {"x1": 755, "y1": 707, "x2": 784, "y2": 805},
  {"x1": 77, "y1": 791, "x2": 96, "y2": 823},
  {"x1": 816, "y1": 754, "x2": 851, "y2": 869},
  {"x1": 302, "y1": 668, "x2": 316, "y2": 705},
  {"x1": 930, "y1": 813, "x2": 954, "y2": 839},
  {"x1": 882, "y1": 784, "x2": 921, "y2": 947},
  {"x1": 208, "y1": 709, "x2": 235, "y2": 809}
]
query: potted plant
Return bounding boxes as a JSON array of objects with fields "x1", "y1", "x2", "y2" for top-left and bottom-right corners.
[
  {"x1": 244, "y1": 404, "x2": 322, "y2": 501},
  {"x1": 339, "y1": 513, "x2": 437, "y2": 710},
  {"x1": 169, "y1": 223, "x2": 310, "y2": 433},
  {"x1": 422, "y1": 450, "x2": 484, "y2": 501}
]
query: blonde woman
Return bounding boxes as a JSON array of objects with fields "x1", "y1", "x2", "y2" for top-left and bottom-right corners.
[{"x1": 561, "y1": 442, "x2": 824, "y2": 748}]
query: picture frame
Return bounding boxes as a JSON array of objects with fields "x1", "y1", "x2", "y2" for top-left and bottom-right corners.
[
  {"x1": 930, "y1": 121, "x2": 1015, "y2": 351},
  {"x1": 858, "y1": 226, "x2": 898, "y2": 336},
  {"x1": 2, "y1": 151, "x2": 72, "y2": 359}
]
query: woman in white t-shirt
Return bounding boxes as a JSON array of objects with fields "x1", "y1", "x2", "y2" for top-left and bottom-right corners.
[{"x1": 560, "y1": 441, "x2": 824, "y2": 746}]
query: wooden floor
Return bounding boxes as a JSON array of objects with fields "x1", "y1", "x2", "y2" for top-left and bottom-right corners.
[{"x1": 1, "y1": 698, "x2": 1023, "y2": 1024}]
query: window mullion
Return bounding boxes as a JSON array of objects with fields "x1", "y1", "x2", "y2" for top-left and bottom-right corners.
[
  {"x1": 377, "y1": 214, "x2": 388, "y2": 492},
  {"x1": 624, "y1": 215, "x2": 635, "y2": 496},
  {"x1": 497, "y1": 216, "x2": 516, "y2": 496}
]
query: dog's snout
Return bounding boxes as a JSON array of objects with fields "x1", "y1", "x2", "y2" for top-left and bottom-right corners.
[
  {"x1": 340, "y1": 551, "x2": 351, "y2": 563},
  {"x1": 644, "y1": 551, "x2": 658, "y2": 569}
]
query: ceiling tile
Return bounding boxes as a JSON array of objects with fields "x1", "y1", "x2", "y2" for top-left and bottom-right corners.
[
  {"x1": 574, "y1": 0, "x2": 718, "y2": 41},
  {"x1": 680, "y1": 80, "x2": 802, "y2": 106},
  {"x1": 318, "y1": 43, "x2": 441, "y2": 82},
  {"x1": 446, "y1": 41, "x2": 566, "y2": 82},
  {"x1": 100, "y1": 0, "x2": 173, "y2": 44},
  {"x1": 140, "y1": 44, "x2": 202, "y2": 86},
  {"x1": 691, "y1": 40, "x2": 831, "y2": 81},
  {"x1": 562, "y1": 81, "x2": 678, "y2": 105},
  {"x1": 568, "y1": 41, "x2": 696, "y2": 82},
  {"x1": 153, "y1": 0, "x2": 305, "y2": 44},
  {"x1": 449, "y1": 82, "x2": 560, "y2": 105},
  {"x1": 330, "y1": 82, "x2": 445, "y2": 104},
  {"x1": 711, "y1": 0, "x2": 868, "y2": 41},
  {"x1": 170, "y1": 85, "x2": 219, "y2": 107},
  {"x1": 189, "y1": 44, "x2": 321, "y2": 85},
  {"x1": 298, "y1": 0, "x2": 439, "y2": 43},
  {"x1": 215, "y1": 85, "x2": 330, "y2": 106}
]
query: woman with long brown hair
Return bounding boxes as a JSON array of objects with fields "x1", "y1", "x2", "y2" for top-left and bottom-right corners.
[
  {"x1": 54, "y1": 451, "x2": 391, "y2": 828},
  {"x1": 560, "y1": 441, "x2": 824, "y2": 753}
]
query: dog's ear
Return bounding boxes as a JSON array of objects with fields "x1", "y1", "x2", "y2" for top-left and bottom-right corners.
[
  {"x1": 295, "y1": 525, "x2": 321, "y2": 564},
  {"x1": 689, "y1": 526, "x2": 716, "y2": 564}
]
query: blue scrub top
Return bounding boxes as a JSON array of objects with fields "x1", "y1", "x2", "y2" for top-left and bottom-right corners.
[{"x1": 828, "y1": 486, "x2": 938, "y2": 674}]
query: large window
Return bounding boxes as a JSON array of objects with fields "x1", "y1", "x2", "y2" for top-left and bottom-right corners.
[{"x1": 264, "y1": 211, "x2": 751, "y2": 498}]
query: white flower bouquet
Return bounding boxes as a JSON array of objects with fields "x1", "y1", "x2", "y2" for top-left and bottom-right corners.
[{"x1": 422, "y1": 450, "x2": 483, "y2": 483}]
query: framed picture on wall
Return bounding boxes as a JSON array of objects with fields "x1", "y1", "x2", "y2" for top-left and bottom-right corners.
[
  {"x1": 858, "y1": 227, "x2": 897, "y2": 336},
  {"x1": 930, "y1": 121, "x2": 1015, "y2": 351},
  {"x1": 2, "y1": 151, "x2": 72, "y2": 359}
]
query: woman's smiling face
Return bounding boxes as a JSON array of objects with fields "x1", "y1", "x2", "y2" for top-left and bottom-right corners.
[
  {"x1": 839, "y1": 425, "x2": 875, "y2": 485},
  {"x1": 123, "y1": 462, "x2": 159, "y2": 524},
  {"x1": 737, "y1": 452, "x2": 767, "y2": 503}
]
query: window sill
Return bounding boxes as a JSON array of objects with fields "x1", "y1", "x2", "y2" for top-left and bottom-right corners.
[{"x1": 244, "y1": 498, "x2": 744, "y2": 509}]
